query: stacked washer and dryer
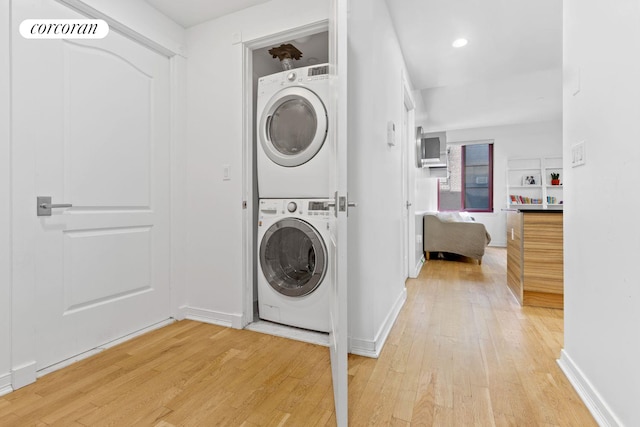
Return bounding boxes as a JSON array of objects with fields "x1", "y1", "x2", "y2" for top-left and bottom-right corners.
[{"x1": 256, "y1": 63, "x2": 332, "y2": 333}]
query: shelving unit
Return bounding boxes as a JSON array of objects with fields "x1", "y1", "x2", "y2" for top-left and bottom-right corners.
[{"x1": 507, "y1": 157, "x2": 563, "y2": 208}]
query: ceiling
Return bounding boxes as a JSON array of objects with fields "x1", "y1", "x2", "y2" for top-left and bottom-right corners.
[
  {"x1": 385, "y1": 0, "x2": 563, "y2": 130},
  {"x1": 143, "y1": 0, "x2": 563, "y2": 131},
  {"x1": 386, "y1": 0, "x2": 562, "y2": 90},
  {"x1": 144, "y1": 0, "x2": 271, "y2": 28}
]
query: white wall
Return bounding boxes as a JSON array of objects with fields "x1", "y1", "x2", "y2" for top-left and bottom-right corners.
[
  {"x1": 0, "y1": 0, "x2": 12, "y2": 396},
  {"x1": 414, "y1": 120, "x2": 562, "y2": 247},
  {"x1": 347, "y1": 0, "x2": 412, "y2": 355},
  {"x1": 414, "y1": 168, "x2": 438, "y2": 213},
  {"x1": 413, "y1": 170, "x2": 438, "y2": 275},
  {"x1": 184, "y1": 0, "x2": 329, "y2": 327},
  {"x1": 71, "y1": 0, "x2": 185, "y2": 55},
  {"x1": 561, "y1": 1, "x2": 640, "y2": 425}
]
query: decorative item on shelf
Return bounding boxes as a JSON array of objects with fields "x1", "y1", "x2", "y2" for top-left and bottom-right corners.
[
  {"x1": 510, "y1": 195, "x2": 543, "y2": 205},
  {"x1": 522, "y1": 174, "x2": 541, "y2": 186},
  {"x1": 550, "y1": 172, "x2": 561, "y2": 185},
  {"x1": 268, "y1": 43, "x2": 303, "y2": 70}
]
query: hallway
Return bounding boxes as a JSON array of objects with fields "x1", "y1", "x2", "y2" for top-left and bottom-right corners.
[
  {"x1": 348, "y1": 247, "x2": 595, "y2": 425},
  {"x1": 0, "y1": 248, "x2": 595, "y2": 425}
]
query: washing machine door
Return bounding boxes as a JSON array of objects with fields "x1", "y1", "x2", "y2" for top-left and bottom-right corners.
[
  {"x1": 260, "y1": 218, "x2": 327, "y2": 297},
  {"x1": 259, "y1": 86, "x2": 328, "y2": 167}
]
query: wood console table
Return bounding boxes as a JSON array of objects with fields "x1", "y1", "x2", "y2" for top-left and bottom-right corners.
[{"x1": 506, "y1": 207, "x2": 563, "y2": 309}]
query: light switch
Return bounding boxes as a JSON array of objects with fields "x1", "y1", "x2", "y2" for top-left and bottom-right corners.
[
  {"x1": 387, "y1": 121, "x2": 396, "y2": 146},
  {"x1": 571, "y1": 141, "x2": 586, "y2": 167},
  {"x1": 572, "y1": 67, "x2": 581, "y2": 96},
  {"x1": 223, "y1": 164, "x2": 231, "y2": 180}
]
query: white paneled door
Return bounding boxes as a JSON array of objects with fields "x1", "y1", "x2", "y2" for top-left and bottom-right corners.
[
  {"x1": 329, "y1": 0, "x2": 349, "y2": 425},
  {"x1": 12, "y1": 0, "x2": 171, "y2": 371}
]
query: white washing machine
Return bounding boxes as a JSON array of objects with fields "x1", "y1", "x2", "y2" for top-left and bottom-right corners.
[
  {"x1": 257, "y1": 198, "x2": 332, "y2": 332},
  {"x1": 256, "y1": 63, "x2": 331, "y2": 198}
]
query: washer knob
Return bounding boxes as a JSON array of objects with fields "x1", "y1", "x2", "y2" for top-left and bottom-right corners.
[
  {"x1": 287, "y1": 71, "x2": 296, "y2": 81},
  {"x1": 287, "y1": 201, "x2": 297, "y2": 213}
]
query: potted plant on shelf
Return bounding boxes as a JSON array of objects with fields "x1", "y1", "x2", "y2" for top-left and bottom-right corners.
[{"x1": 550, "y1": 172, "x2": 561, "y2": 185}]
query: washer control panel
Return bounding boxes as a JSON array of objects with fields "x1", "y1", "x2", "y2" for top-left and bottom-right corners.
[
  {"x1": 258, "y1": 199, "x2": 332, "y2": 218},
  {"x1": 307, "y1": 201, "x2": 330, "y2": 214},
  {"x1": 306, "y1": 200, "x2": 332, "y2": 217}
]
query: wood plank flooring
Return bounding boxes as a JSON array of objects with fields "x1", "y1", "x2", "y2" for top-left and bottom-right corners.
[{"x1": 0, "y1": 247, "x2": 595, "y2": 426}]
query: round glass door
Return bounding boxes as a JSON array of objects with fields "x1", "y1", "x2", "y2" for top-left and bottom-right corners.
[
  {"x1": 260, "y1": 86, "x2": 328, "y2": 167},
  {"x1": 259, "y1": 218, "x2": 327, "y2": 297}
]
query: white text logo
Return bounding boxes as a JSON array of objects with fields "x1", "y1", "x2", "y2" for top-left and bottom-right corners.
[{"x1": 20, "y1": 19, "x2": 109, "y2": 39}]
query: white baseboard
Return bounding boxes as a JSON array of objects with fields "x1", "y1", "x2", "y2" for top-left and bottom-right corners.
[
  {"x1": 184, "y1": 307, "x2": 243, "y2": 329},
  {"x1": 37, "y1": 319, "x2": 175, "y2": 379},
  {"x1": 349, "y1": 288, "x2": 407, "y2": 358},
  {"x1": 558, "y1": 349, "x2": 622, "y2": 427},
  {"x1": 0, "y1": 372, "x2": 12, "y2": 396},
  {"x1": 173, "y1": 304, "x2": 188, "y2": 321},
  {"x1": 11, "y1": 361, "x2": 36, "y2": 390},
  {"x1": 411, "y1": 258, "x2": 424, "y2": 278}
]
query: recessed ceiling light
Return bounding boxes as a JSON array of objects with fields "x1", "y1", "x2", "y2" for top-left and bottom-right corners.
[{"x1": 452, "y1": 38, "x2": 468, "y2": 48}]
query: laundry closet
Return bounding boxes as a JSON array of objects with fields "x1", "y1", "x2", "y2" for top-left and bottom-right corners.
[{"x1": 248, "y1": 32, "x2": 333, "y2": 340}]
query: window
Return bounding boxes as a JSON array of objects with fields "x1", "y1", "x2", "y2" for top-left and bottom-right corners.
[{"x1": 438, "y1": 142, "x2": 493, "y2": 212}]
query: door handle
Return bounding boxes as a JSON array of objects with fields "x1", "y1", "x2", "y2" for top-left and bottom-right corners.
[
  {"x1": 328, "y1": 193, "x2": 357, "y2": 217},
  {"x1": 265, "y1": 115, "x2": 272, "y2": 141},
  {"x1": 37, "y1": 196, "x2": 72, "y2": 216}
]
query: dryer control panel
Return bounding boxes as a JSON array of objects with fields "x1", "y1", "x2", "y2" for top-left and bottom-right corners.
[{"x1": 258, "y1": 199, "x2": 332, "y2": 218}]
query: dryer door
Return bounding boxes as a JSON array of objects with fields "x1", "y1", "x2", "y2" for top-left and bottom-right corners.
[
  {"x1": 259, "y1": 218, "x2": 327, "y2": 297},
  {"x1": 259, "y1": 86, "x2": 328, "y2": 167}
]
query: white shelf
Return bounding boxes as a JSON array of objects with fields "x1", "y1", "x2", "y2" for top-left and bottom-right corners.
[{"x1": 507, "y1": 156, "x2": 563, "y2": 209}]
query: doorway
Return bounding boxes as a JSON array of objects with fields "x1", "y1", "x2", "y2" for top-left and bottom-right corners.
[{"x1": 242, "y1": 25, "x2": 331, "y2": 346}]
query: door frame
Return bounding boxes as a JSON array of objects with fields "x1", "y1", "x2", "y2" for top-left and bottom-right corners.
[
  {"x1": 9, "y1": 0, "x2": 187, "y2": 390},
  {"x1": 239, "y1": 20, "x2": 329, "y2": 328},
  {"x1": 0, "y1": 0, "x2": 12, "y2": 397},
  {"x1": 401, "y1": 74, "x2": 419, "y2": 278}
]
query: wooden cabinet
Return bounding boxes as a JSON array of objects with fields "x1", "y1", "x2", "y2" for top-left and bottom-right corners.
[
  {"x1": 506, "y1": 211, "x2": 523, "y2": 303},
  {"x1": 506, "y1": 210, "x2": 563, "y2": 309}
]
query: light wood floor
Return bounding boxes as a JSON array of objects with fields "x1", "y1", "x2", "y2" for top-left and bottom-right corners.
[{"x1": 0, "y1": 247, "x2": 595, "y2": 426}]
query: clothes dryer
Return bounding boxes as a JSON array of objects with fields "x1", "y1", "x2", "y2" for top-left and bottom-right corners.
[
  {"x1": 256, "y1": 64, "x2": 330, "y2": 198},
  {"x1": 257, "y1": 198, "x2": 332, "y2": 332}
]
